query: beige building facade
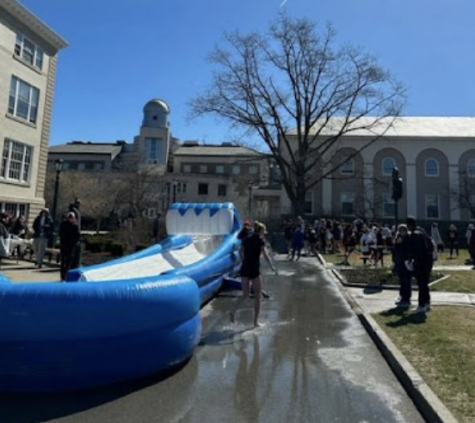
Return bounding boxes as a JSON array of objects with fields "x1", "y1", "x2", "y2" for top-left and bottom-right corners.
[
  {"x1": 0, "y1": 0, "x2": 67, "y2": 222},
  {"x1": 282, "y1": 117, "x2": 475, "y2": 223}
]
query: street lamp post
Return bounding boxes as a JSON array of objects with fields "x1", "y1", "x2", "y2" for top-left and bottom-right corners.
[
  {"x1": 392, "y1": 166, "x2": 403, "y2": 228},
  {"x1": 50, "y1": 159, "x2": 63, "y2": 247}
]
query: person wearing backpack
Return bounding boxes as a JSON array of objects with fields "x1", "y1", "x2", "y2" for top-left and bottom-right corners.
[{"x1": 405, "y1": 216, "x2": 434, "y2": 313}]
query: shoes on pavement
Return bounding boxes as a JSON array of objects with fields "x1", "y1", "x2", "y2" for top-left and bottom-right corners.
[
  {"x1": 414, "y1": 306, "x2": 427, "y2": 314},
  {"x1": 396, "y1": 300, "x2": 411, "y2": 308}
]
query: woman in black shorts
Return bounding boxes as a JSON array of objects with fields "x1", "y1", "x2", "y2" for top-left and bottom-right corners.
[{"x1": 230, "y1": 221, "x2": 276, "y2": 327}]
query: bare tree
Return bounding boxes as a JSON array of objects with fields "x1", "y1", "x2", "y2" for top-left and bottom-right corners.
[
  {"x1": 190, "y1": 14, "x2": 406, "y2": 215},
  {"x1": 451, "y1": 171, "x2": 475, "y2": 219}
]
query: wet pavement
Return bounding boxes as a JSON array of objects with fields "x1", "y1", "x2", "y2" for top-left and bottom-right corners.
[{"x1": 0, "y1": 256, "x2": 426, "y2": 423}]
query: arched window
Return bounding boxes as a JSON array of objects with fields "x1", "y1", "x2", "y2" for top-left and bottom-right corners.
[
  {"x1": 340, "y1": 159, "x2": 354, "y2": 175},
  {"x1": 425, "y1": 158, "x2": 439, "y2": 177},
  {"x1": 382, "y1": 157, "x2": 396, "y2": 176},
  {"x1": 467, "y1": 159, "x2": 475, "y2": 178}
]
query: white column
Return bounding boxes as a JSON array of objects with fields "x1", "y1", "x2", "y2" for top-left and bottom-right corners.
[
  {"x1": 406, "y1": 163, "x2": 417, "y2": 217},
  {"x1": 449, "y1": 164, "x2": 460, "y2": 221}
]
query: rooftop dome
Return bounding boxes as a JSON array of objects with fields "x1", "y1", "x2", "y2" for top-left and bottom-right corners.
[{"x1": 143, "y1": 99, "x2": 170, "y2": 114}]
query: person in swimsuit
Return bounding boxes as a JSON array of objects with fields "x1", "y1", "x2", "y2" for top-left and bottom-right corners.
[{"x1": 230, "y1": 221, "x2": 276, "y2": 327}]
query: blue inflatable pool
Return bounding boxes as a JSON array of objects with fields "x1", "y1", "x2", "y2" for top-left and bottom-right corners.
[{"x1": 0, "y1": 202, "x2": 242, "y2": 392}]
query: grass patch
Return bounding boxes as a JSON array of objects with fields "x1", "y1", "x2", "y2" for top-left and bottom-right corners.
[
  {"x1": 339, "y1": 268, "x2": 445, "y2": 287},
  {"x1": 431, "y1": 271, "x2": 475, "y2": 293},
  {"x1": 373, "y1": 306, "x2": 475, "y2": 423}
]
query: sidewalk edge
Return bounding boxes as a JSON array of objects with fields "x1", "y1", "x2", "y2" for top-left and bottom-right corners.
[{"x1": 329, "y1": 268, "x2": 460, "y2": 423}]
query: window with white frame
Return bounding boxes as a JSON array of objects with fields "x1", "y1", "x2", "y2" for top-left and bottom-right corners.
[
  {"x1": 8, "y1": 76, "x2": 40, "y2": 124},
  {"x1": 340, "y1": 158, "x2": 354, "y2": 175},
  {"x1": 14, "y1": 33, "x2": 44, "y2": 70},
  {"x1": 467, "y1": 159, "x2": 475, "y2": 178},
  {"x1": 1, "y1": 138, "x2": 32, "y2": 183},
  {"x1": 183, "y1": 164, "x2": 191, "y2": 173},
  {"x1": 216, "y1": 165, "x2": 224, "y2": 174},
  {"x1": 382, "y1": 157, "x2": 396, "y2": 176},
  {"x1": 177, "y1": 182, "x2": 187, "y2": 194},
  {"x1": 341, "y1": 192, "x2": 355, "y2": 216},
  {"x1": 0, "y1": 202, "x2": 29, "y2": 218},
  {"x1": 424, "y1": 158, "x2": 439, "y2": 177},
  {"x1": 249, "y1": 165, "x2": 258, "y2": 175},
  {"x1": 199, "y1": 165, "x2": 207, "y2": 173},
  {"x1": 232, "y1": 165, "x2": 240, "y2": 175},
  {"x1": 425, "y1": 194, "x2": 439, "y2": 218},
  {"x1": 382, "y1": 193, "x2": 395, "y2": 218}
]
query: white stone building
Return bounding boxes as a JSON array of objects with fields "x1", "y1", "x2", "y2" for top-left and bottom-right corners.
[
  {"x1": 0, "y1": 0, "x2": 67, "y2": 221},
  {"x1": 282, "y1": 116, "x2": 475, "y2": 223}
]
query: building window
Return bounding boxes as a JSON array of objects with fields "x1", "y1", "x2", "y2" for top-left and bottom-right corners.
[
  {"x1": 249, "y1": 165, "x2": 258, "y2": 175},
  {"x1": 341, "y1": 192, "x2": 355, "y2": 217},
  {"x1": 469, "y1": 195, "x2": 475, "y2": 219},
  {"x1": 232, "y1": 165, "x2": 240, "y2": 175},
  {"x1": 382, "y1": 193, "x2": 394, "y2": 218},
  {"x1": 198, "y1": 183, "x2": 208, "y2": 195},
  {"x1": 14, "y1": 33, "x2": 44, "y2": 70},
  {"x1": 0, "y1": 202, "x2": 29, "y2": 218},
  {"x1": 177, "y1": 182, "x2": 187, "y2": 194},
  {"x1": 78, "y1": 163, "x2": 86, "y2": 170},
  {"x1": 1, "y1": 138, "x2": 32, "y2": 183},
  {"x1": 145, "y1": 138, "x2": 161, "y2": 163},
  {"x1": 218, "y1": 184, "x2": 227, "y2": 197},
  {"x1": 424, "y1": 158, "x2": 439, "y2": 177},
  {"x1": 304, "y1": 192, "x2": 313, "y2": 214},
  {"x1": 8, "y1": 76, "x2": 40, "y2": 124},
  {"x1": 183, "y1": 164, "x2": 191, "y2": 173},
  {"x1": 340, "y1": 159, "x2": 354, "y2": 175},
  {"x1": 382, "y1": 157, "x2": 396, "y2": 176},
  {"x1": 200, "y1": 165, "x2": 207, "y2": 173},
  {"x1": 467, "y1": 159, "x2": 475, "y2": 178},
  {"x1": 93, "y1": 162, "x2": 104, "y2": 170},
  {"x1": 425, "y1": 194, "x2": 439, "y2": 219},
  {"x1": 216, "y1": 165, "x2": 224, "y2": 174}
]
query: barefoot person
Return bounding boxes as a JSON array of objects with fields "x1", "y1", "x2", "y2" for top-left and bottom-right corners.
[{"x1": 230, "y1": 221, "x2": 276, "y2": 327}]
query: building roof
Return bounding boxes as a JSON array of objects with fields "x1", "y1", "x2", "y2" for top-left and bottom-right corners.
[
  {"x1": 174, "y1": 144, "x2": 266, "y2": 157},
  {"x1": 1, "y1": 0, "x2": 68, "y2": 50},
  {"x1": 288, "y1": 116, "x2": 475, "y2": 138},
  {"x1": 49, "y1": 143, "x2": 123, "y2": 159}
]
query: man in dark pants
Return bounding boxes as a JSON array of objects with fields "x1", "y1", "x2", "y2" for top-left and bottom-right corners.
[
  {"x1": 406, "y1": 216, "x2": 433, "y2": 313},
  {"x1": 59, "y1": 212, "x2": 80, "y2": 281}
]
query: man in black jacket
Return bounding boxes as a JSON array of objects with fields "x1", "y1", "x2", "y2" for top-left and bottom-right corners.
[
  {"x1": 406, "y1": 216, "x2": 433, "y2": 313},
  {"x1": 59, "y1": 212, "x2": 80, "y2": 281}
]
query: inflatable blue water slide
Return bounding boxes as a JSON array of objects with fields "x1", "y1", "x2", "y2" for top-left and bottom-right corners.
[{"x1": 0, "y1": 202, "x2": 242, "y2": 392}]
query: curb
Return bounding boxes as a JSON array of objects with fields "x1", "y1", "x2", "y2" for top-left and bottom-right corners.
[{"x1": 329, "y1": 263, "x2": 461, "y2": 423}]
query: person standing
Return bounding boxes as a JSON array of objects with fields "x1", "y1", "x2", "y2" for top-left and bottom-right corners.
[
  {"x1": 59, "y1": 212, "x2": 81, "y2": 280},
  {"x1": 69, "y1": 199, "x2": 82, "y2": 268},
  {"x1": 393, "y1": 224, "x2": 412, "y2": 307},
  {"x1": 447, "y1": 223, "x2": 459, "y2": 259},
  {"x1": 406, "y1": 217, "x2": 434, "y2": 313},
  {"x1": 431, "y1": 222, "x2": 444, "y2": 253},
  {"x1": 32, "y1": 208, "x2": 53, "y2": 268},
  {"x1": 0, "y1": 212, "x2": 10, "y2": 265},
  {"x1": 230, "y1": 221, "x2": 276, "y2": 327}
]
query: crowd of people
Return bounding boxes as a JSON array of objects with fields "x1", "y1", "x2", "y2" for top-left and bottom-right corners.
[
  {"x1": 281, "y1": 215, "x2": 475, "y2": 313},
  {"x1": 0, "y1": 198, "x2": 82, "y2": 280}
]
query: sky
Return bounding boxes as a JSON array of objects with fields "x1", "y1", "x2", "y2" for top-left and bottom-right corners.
[{"x1": 19, "y1": 0, "x2": 475, "y2": 146}]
